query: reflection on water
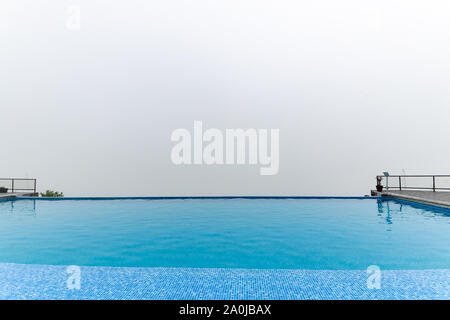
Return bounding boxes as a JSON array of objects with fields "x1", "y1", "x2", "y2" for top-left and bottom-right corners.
[
  {"x1": 376, "y1": 199, "x2": 395, "y2": 231},
  {"x1": 0, "y1": 200, "x2": 36, "y2": 216},
  {"x1": 376, "y1": 198, "x2": 450, "y2": 231}
]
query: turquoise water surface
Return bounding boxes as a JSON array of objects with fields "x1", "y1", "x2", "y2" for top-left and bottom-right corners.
[{"x1": 0, "y1": 198, "x2": 449, "y2": 269}]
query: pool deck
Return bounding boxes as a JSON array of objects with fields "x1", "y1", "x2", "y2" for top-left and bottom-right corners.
[
  {"x1": 0, "y1": 192, "x2": 38, "y2": 200},
  {"x1": 371, "y1": 190, "x2": 450, "y2": 209}
]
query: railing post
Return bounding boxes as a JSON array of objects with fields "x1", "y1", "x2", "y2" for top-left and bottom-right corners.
[
  {"x1": 433, "y1": 176, "x2": 436, "y2": 192},
  {"x1": 11, "y1": 179, "x2": 14, "y2": 193},
  {"x1": 399, "y1": 176, "x2": 402, "y2": 191},
  {"x1": 34, "y1": 179, "x2": 37, "y2": 193}
]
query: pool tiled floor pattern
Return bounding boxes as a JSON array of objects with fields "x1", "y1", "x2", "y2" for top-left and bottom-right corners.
[{"x1": 0, "y1": 263, "x2": 448, "y2": 300}]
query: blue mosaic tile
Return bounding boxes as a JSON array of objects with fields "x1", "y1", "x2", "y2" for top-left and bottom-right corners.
[{"x1": 0, "y1": 263, "x2": 448, "y2": 300}]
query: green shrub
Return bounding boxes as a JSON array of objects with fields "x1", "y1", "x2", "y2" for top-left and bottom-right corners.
[{"x1": 40, "y1": 190, "x2": 64, "y2": 197}]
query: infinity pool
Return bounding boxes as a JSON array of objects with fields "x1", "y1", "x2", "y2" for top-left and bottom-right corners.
[{"x1": 0, "y1": 197, "x2": 449, "y2": 270}]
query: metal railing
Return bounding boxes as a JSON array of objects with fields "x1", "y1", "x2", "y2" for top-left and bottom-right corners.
[
  {"x1": 0, "y1": 178, "x2": 37, "y2": 193},
  {"x1": 376, "y1": 175, "x2": 450, "y2": 192}
]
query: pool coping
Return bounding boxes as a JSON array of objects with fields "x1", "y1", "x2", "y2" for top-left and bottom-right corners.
[{"x1": 383, "y1": 192, "x2": 450, "y2": 209}]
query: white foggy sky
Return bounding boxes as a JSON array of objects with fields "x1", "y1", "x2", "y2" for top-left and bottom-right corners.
[{"x1": 1, "y1": 1, "x2": 450, "y2": 196}]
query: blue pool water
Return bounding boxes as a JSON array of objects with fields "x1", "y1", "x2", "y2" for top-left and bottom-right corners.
[{"x1": 0, "y1": 197, "x2": 449, "y2": 270}]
